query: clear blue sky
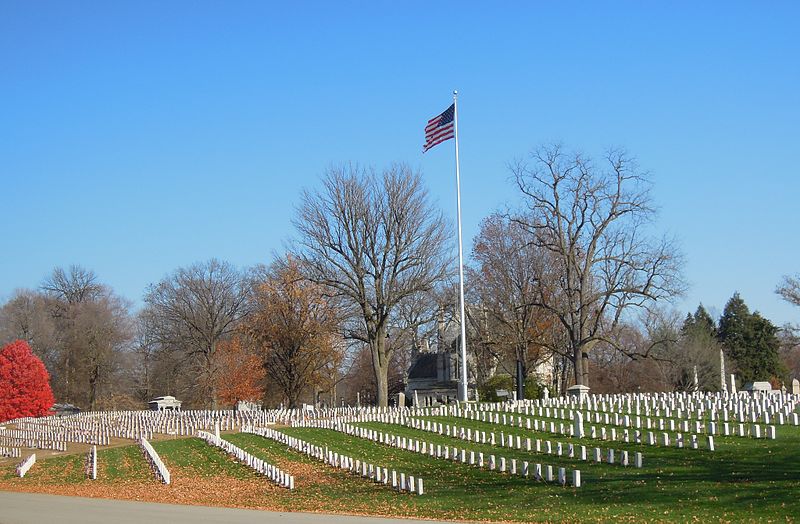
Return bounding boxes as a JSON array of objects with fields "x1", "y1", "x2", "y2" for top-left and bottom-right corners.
[{"x1": 1, "y1": 1, "x2": 798, "y2": 326}]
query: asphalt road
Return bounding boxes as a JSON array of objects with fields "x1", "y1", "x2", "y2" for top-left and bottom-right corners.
[{"x1": 0, "y1": 492, "x2": 452, "y2": 524}]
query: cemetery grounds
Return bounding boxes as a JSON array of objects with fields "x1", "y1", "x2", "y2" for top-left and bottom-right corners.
[{"x1": 1, "y1": 392, "x2": 798, "y2": 523}]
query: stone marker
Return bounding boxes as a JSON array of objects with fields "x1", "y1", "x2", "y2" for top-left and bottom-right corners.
[
  {"x1": 574, "y1": 411, "x2": 585, "y2": 438},
  {"x1": 572, "y1": 470, "x2": 581, "y2": 488}
]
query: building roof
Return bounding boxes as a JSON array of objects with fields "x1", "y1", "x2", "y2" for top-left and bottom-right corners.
[{"x1": 408, "y1": 353, "x2": 438, "y2": 380}]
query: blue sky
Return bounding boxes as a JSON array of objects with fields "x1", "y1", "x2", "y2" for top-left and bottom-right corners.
[{"x1": 1, "y1": 1, "x2": 798, "y2": 325}]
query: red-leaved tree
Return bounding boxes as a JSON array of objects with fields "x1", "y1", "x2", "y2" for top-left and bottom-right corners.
[{"x1": 0, "y1": 340, "x2": 55, "y2": 422}]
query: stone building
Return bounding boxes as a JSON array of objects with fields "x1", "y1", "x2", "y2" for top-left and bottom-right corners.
[
  {"x1": 404, "y1": 306, "x2": 465, "y2": 406},
  {"x1": 404, "y1": 303, "x2": 557, "y2": 404},
  {"x1": 148, "y1": 395, "x2": 182, "y2": 411}
]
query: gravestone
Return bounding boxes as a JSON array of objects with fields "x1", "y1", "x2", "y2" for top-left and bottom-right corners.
[
  {"x1": 573, "y1": 411, "x2": 585, "y2": 438},
  {"x1": 567, "y1": 384, "x2": 590, "y2": 399},
  {"x1": 792, "y1": 378, "x2": 800, "y2": 395},
  {"x1": 743, "y1": 382, "x2": 772, "y2": 394}
]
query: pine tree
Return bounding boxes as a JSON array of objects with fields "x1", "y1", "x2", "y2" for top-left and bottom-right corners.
[
  {"x1": 0, "y1": 340, "x2": 55, "y2": 422},
  {"x1": 717, "y1": 293, "x2": 783, "y2": 383},
  {"x1": 742, "y1": 313, "x2": 783, "y2": 383},
  {"x1": 718, "y1": 293, "x2": 750, "y2": 362},
  {"x1": 693, "y1": 305, "x2": 716, "y2": 337}
]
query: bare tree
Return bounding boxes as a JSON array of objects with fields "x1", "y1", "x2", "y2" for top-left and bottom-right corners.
[
  {"x1": 2, "y1": 267, "x2": 135, "y2": 409},
  {"x1": 511, "y1": 145, "x2": 685, "y2": 388},
  {"x1": 66, "y1": 296, "x2": 132, "y2": 410},
  {"x1": 142, "y1": 259, "x2": 248, "y2": 409},
  {"x1": 293, "y1": 163, "x2": 451, "y2": 406},
  {"x1": 777, "y1": 274, "x2": 800, "y2": 308},
  {"x1": 41, "y1": 266, "x2": 104, "y2": 305},
  {"x1": 467, "y1": 213, "x2": 557, "y2": 399},
  {"x1": 243, "y1": 257, "x2": 343, "y2": 408},
  {"x1": 0, "y1": 290, "x2": 59, "y2": 369}
]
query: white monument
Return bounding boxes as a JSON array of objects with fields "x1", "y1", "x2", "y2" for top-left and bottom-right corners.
[
  {"x1": 567, "y1": 385, "x2": 590, "y2": 399},
  {"x1": 573, "y1": 411, "x2": 585, "y2": 438}
]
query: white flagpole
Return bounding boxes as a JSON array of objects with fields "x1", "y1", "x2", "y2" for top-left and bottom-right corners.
[{"x1": 453, "y1": 90, "x2": 468, "y2": 402}]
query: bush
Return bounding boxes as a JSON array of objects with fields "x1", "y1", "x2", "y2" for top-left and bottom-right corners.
[{"x1": 478, "y1": 374, "x2": 542, "y2": 402}]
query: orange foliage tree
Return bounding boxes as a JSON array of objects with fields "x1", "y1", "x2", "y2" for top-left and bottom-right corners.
[
  {"x1": 244, "y1": 257, "x2": 342, "y2": 408},
  {"x1": 214, "y1": 336, "x2": 265, "y2": 407}
]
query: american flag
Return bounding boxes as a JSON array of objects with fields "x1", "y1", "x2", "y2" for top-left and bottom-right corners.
[{"x1": 423, "y1": 103, "x2": 455, "y2": 152}]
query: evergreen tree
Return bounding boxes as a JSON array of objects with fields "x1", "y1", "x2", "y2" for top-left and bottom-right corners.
[
  {"x1": 743, "y1": 313, "x2": 783, "y2": 383},
  {"x1": 692, "y1": 305, "x2": 716, "y2": 337},
  {"x1": 718, "y1": 293, "x2": 750, "y2": 359},
  {"x1": 717, "y1": 293, "x2": 783, "y2": 383}
]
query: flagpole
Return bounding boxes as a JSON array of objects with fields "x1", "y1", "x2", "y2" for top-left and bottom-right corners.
[{"x1": 453, "y1": 90, "x2": 468, "y2": 403}]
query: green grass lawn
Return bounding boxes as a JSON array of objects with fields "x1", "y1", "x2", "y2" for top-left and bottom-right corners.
[
  {"x1": 2, "y1": 415, "x2": 798, "y2": 522},
  {"x1": 151, "y1": 437, "x2": 260, "y2": 479},
  {"x1": 97, "y1": 445, "x2": 152, "y2": 482},
  {"x1": 279, "y1": 417, "x2": 800, "y2": 522}
]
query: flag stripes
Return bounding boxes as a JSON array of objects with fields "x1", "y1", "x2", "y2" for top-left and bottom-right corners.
[{"x1": 423, "y1": 103, "x2": 455, "y2": 152}]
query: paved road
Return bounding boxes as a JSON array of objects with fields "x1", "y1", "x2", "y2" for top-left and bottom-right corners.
[{"x1": 0, "y1": 492, "x2": 453, "y2": 524}]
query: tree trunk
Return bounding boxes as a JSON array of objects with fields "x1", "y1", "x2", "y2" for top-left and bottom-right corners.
[
  {"x1": 207, "y1": 344, "x2": 218, "y2": 410},
  {"x1": 371, "y1": 328, "x2": 390, "y2": 407},
  {"x1": 288, "y1": 390, "x2": 300, "y2": 409},
  {"x1": 89, "y1": 365, "x2": 98, "y2": 411},
  {"x1": 582, "y1": 351, "x2": 590, "y2": 388},
  {"x1": 516, "y1": 359, "x2": 526, "y2": 400},
  {"x1": 573, "y1": 345, "x2": 584, "y2": 386}
]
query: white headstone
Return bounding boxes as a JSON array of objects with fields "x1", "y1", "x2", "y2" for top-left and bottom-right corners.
[
  {"x1": 720, "y1": 348, "x2": 727, "y2": 393},
  {"x1": 573, "y1": 411, "x2": 585, "y2": 438}
]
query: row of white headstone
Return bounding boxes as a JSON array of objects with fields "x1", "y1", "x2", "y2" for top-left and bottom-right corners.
[
  {"x1": 242, "y1": 426, "x2": 423, "y2": 494},
  {"x1": 0, "y1": 446, "x2": 21, "y2": 458},
  {"x1": 321, "y1": 408, "x2": 705, "y2": 454},
  {"x1": 196, "y1": 430, "x2": 293, "y2": 489},
  {"x1": 0, "y1": 435, "x2": 67, "y2": 452},
  {"x1": 84, "y1": 445, "x2": 97, "y2": 480},
  {"x1": 433, "y1": 408, "x2": 704, "y2": 450},
  {"x1": 5, "y1": 408, "x2": 286, "y2": 446},
  {"x1": 4, "y1": 424, "x2": 108, "y2": 445},
  {"x1": 297, "y1": 418, "x2": 583, "y2": 488},
  {"x1": 490, "y1": 402, "x2": 798, "y2": 435},
  {"x1": 15, "y1": 453, "x2": 36, "y2": 477},
  {"x1": 431, "y1": 404, "x2": 769, "y2": 447},
  {"x1": 538, "y1": 392, "x2": 799, "y2": 425},
  {"x1": 400, "y1": 416, "x2": 642, "y2": 468},
  {"x1": 139, "y1": 438, "x2": 170, "y2": 484}
]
